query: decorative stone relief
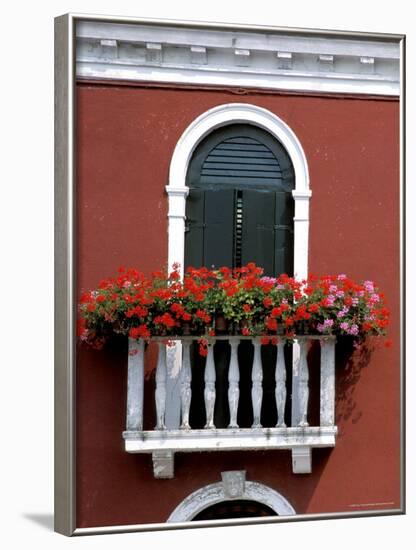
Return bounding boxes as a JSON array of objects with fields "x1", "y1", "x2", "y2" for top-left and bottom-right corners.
[
  {"x1": 221, "y1": 470, "x2": 246, "y2": 499},
  {"x1": 277, "y1": 51, "x2": 293, "y2": 70},
  {"x1": 234, "y1": 48, "x2": 251, "y2": 66},
  {"x1": 191, "y1": 46, "x2": 208, "y2": 65},
  {"x1": 100, "y1": 38, "x2": 118, "y2": 59},
  {"x1": 318, "y1": 54, "x2": 334, "y2": 71},
  {"x1": 146, "y1": 42, "x2": 162, "y2": 64},
  {"x1": 360, "y1": 56, "x2": 375, "y2": 74}
]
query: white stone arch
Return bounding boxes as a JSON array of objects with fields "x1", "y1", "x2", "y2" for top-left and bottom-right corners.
[
  {"x1": 165, "y1": 102, "x2": 311, "y2": 281},
  {"x1": 164, "y1": 103, "x2": 311, "y2": 428},
  {"x1": 167, "y1": 476, "x2": 296, "y2": 522}
]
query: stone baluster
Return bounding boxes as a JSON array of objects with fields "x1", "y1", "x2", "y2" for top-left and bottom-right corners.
[
  {"x1": 180, "y1": 340, "x2": 192, "y2": 429},
  {"x1": 228, "y1": 339, "x2": 240, "y2": 428},
  {"x1": 126, "y1": 338, "x2": 145, "y2": 431},
  {"x1": 320, "y1": 337, "x2": 336, "y2": 426},
  {"x1": 275, "y1": 341, "x2": 287, "y2": 427},
  {"x1": 298, "y1": 339, "x2": 310, "y2": 427},
  {"x1": 251, "y1": 338, "x2": 263, "y2": 428},
  {"x1": 155, "y1": 342, "x2": 167, "y2": 430},
  {"x1": 204, "y1": 341, "x2": 216, "y2": 429}
]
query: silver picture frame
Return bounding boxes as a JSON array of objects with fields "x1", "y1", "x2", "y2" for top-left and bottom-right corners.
[{"x1": 54, "y1": 12, "x2": 405, "y2": 536}]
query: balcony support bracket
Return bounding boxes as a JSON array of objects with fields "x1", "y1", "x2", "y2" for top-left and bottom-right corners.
[
  {"x1": 291, "y1": 446, "x2": 312, "y2": 474},
  {"x1": 152, "y1": 450, "x2": 175, "y2": 479}
]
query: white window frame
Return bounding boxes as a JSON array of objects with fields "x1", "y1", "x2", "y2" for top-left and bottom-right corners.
[{"x1": 166, "y1": 102, "x2": 311, "y2": 282}]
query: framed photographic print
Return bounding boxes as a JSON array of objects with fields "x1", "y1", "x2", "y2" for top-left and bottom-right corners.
[{"x1": 54, "y1": 12, "x2": 405, "y2": 536}]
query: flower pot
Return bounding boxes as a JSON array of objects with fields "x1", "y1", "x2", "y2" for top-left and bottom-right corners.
[
  {"x1": 215, "y1": 314, "x2": 228, "y2": 333},
  {"x1": 182, "y1": 322, "x2": 191, "y2": 336}
]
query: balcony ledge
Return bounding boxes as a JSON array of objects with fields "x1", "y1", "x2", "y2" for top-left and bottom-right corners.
[
  {"x1": 123, "y1": 425, "x2": 337, "y2": 453},
  {"x1": 123, "y1": 426, "x2": 337, "y2": 477}
]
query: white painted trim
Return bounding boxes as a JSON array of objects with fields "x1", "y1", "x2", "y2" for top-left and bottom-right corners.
[
  {"x1": 77, "y1": 63, "x2": 399, "y2": 97},
  {"x1": 167, "y1": 477, "x2": 296, "y2": 521},
  {"x1": 76, "y1": 20, "x2": 400, "y2": 96},
  {"x1": 123, "y1": 426, "x2": 338, "y2": 452},
  {"x1": 167, "y1": 102, "x2": 311, "y2": 279}
]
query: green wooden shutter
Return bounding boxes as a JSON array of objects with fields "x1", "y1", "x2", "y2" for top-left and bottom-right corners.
[
  {"x1": 184, "y1": 189, "x2": 205, "y2": 268},
  {"x1": 241, "y1": 189, "x2": 276, "y2": 275},
  {"x1": 241, "y1": 190, "x2": 294, "y2": 276},
  {"x1": 204, "y1": 189, "x2": 235, "y2": 269},
  {"x1": 274, "y1": 191, "x2": 294, "y2": 276},
  {"x1": 185, "y1": 189, "x2": 235, "y2": 269}
]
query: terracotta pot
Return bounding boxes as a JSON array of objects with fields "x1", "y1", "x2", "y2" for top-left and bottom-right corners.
[
  {"x1": 215, "y1": 314, "x2": 228, "y2": 333},
  {"x1": 182, "y1": 322, "x2": 191, "y2": 336}
]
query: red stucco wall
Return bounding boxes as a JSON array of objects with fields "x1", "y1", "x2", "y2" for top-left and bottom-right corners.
[{"x1": 76, "y1": 81, "x2": 401, "y2": 527}]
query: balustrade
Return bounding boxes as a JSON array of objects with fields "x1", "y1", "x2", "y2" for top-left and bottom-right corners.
[{"x1": 123, "y1": 335, "x2": 338, "y2": 478}]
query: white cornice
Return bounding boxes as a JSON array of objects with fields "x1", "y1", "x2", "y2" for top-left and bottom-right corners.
[{"x1": 76, "y1": 20, "x2": 400, "y2": 96}]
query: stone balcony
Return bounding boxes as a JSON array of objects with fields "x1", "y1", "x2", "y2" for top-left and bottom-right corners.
[{"x1": 122, "y1": 335, "x2": 337, "y2": 478}]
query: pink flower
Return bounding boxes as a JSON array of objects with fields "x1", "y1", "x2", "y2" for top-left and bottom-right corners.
[
  {"x1": 260, "y1": 276, "x2": 277, "y2": 284},
  {"x1": 348, "y1": 324, "x2": 359, "y2": 336},
  {"x1": 337, "y1": 306, "x2": 349, "y2": 318},
  {"x1": 325, "y1": 295, "x2": 336, "y2": 306},
  {"x1": 369, "y1": 293, "x2": 380, "y2": 304},
  {"x1": 364, "y1": 280, "x2": 374, "y2": 292},
  {"x1": 317, "y1": 319, "x2": 334, "y2": 333}
]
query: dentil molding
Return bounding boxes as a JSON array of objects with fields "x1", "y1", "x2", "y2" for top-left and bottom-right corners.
[{"x1": 76, "y1": 19, "x2": 400, "y2": 96}]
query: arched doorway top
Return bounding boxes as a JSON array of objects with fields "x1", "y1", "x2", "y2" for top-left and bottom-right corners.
[
  {"x1": 168, "y1": 102, "x2": 310, "y2": 194},
  {"x1": 167, "y1": 470, "x2": 296, "y2": 522}
]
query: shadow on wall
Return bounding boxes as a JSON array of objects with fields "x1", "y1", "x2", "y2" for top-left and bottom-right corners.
[{"x1": 335, "y1": 337, "x2": 374, "y2": 425}]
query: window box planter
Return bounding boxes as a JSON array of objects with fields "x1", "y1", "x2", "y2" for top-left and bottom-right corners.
[{"x1": 78, "y1": 264, "x2": 390, "y2": 477}]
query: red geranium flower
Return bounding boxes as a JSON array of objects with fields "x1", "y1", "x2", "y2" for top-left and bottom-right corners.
[{"x1": 129, "y1": 325, "x2": 150, "y2": 339}]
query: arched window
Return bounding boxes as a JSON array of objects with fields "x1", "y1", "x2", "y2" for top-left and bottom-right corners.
[
  {"x1": 167, "y1": 474, "x2": 296, "y2": 522},
  {"x1": 184, "y1": 124, "x2": 295, "y2": 276},
  {"x1": 165, "y1": 103, "x2": 310, "y2": 432},
  {"x1": 184, "y1": 124, "x2": 295, "y2": 429}
]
